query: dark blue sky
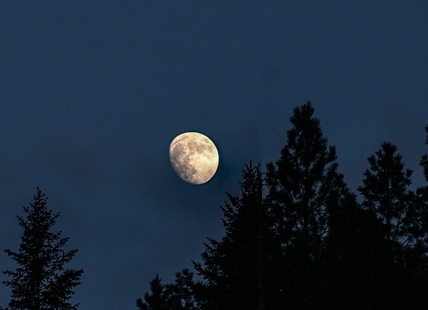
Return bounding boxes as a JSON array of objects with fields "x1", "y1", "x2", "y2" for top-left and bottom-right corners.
[{"x1": 1, "y1": 2, "x2": 427, "y2": 308}]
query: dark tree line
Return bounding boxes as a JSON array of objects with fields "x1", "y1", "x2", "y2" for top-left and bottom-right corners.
[{"x1": 138, "y1": 102, "x2": 428, "y2": 310}]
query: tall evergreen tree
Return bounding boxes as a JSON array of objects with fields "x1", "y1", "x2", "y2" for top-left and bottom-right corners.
[
  {"x1": 358, "y1": 142, "x2": 414, "y2": 249},
  {"x1": 137, "y1": 274, "x2": 166, "y2": 310},
  {"x1": 265, "y1": 102, "x2": 349, "y2": 309},
  {"x1": 2, "y1": 188, "x2": 83, "y2": 310},
  {"x1": 193, "y1": 163, "x2": 282, "y2": 310},
  {"x1": 358, "y1": 142, "x2": 428, "y2": 309}
]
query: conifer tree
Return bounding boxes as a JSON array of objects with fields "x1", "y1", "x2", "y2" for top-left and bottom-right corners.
[
  {"x1": 137, "y1": 270, "x2": 203, "y2": 310},
  {"x1": 163, "y1": 269, "x2": 201, "y2": 310},
  {"x1": 137, "y1": 274, "x2": 166, "y2": 310},
  {"x1": 193, "y1": 163, "x2": 282, "y2": 310},
  {"x1": 265, "y1": 102, "x2": 349, "y2": 308},
  {"x1": 358, "y1": 142, "x2": 414, "y2": 248},
  {"x1": 358, "y1": 142, "x2": 428, "y2": 309},
  {"x1": 2, "y1": 188, "x2": 83, "y2": 310}
]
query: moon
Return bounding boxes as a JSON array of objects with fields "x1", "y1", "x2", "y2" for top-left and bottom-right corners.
[{"x1": 169, "y1": 132, "x2": 219, "y2": 185}]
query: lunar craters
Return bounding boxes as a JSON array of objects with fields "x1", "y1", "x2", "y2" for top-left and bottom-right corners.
[{"x1": 169, "y1": 132, "x2": 219, "y2": 185}]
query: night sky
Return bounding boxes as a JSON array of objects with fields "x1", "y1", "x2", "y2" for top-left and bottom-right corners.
[{"x1": 1, "y1": 2, "x2": 427, "y2": 309}]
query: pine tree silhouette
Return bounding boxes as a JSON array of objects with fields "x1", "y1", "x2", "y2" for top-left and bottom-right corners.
[
  {"x1": 265, "y1": 102, "x2": 349, "y2": 309},
  {"x1": 358, "y1": 142, "x2": 428, "y2": 309},
  {"x1": 2, "y1": 188, "x2": 83, "y2": 310},
  {"x1": 137, "y1": 274, "x2": 166, "y2": 310},
  {"x1": 193, "y1": 163, "x2": 282, "y2": 310}
]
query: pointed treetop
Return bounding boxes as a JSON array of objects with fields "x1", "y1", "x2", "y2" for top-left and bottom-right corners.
[{"x1": 2, "y1": 188, "x2": 83, "y2": 310}]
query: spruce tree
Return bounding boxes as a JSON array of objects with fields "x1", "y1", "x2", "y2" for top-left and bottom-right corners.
[
  {"x1": 137, "y1": 274, "x2": 166, "y2": 310},
  {"x1": 2, "y1": 188, "x2": 83, "y2": 310},
  {"x1": 265, "y1": 102, "x2": 349, "y2": 309},
  {"x1": 192, "y1": 163, "x2": 282, "y2": 310}
]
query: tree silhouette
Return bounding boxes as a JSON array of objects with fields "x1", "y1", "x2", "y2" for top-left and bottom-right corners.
[
  {"x1": 193, "y1": 163, "x2": 282, "y2": 310},
  {"x1": 358, "y1": 142, "x2": 414, "y2": 248},
  {"x1": 137, "y1": 274, "x2": 166, "y2": 310},
  {"x1": 163, "y1": 269, "x2": 202, "y2": 310},
  {"x1": 265, "y1": 101, "x2": 349, "y2": 308},
  {"x1": 137, "y1": 270, "x2": 203, "y2": 310},
  {"x1": 2, "y1": 188, "x2": 83, "y2": 310},
  {"x1": 358, "y1": 142, "x2": 428, "y2": 309}
]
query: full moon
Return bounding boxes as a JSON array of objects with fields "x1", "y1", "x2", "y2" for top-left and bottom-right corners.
[{"x1": 169, "y1": 132, "x2": 219, "y2": 185}]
